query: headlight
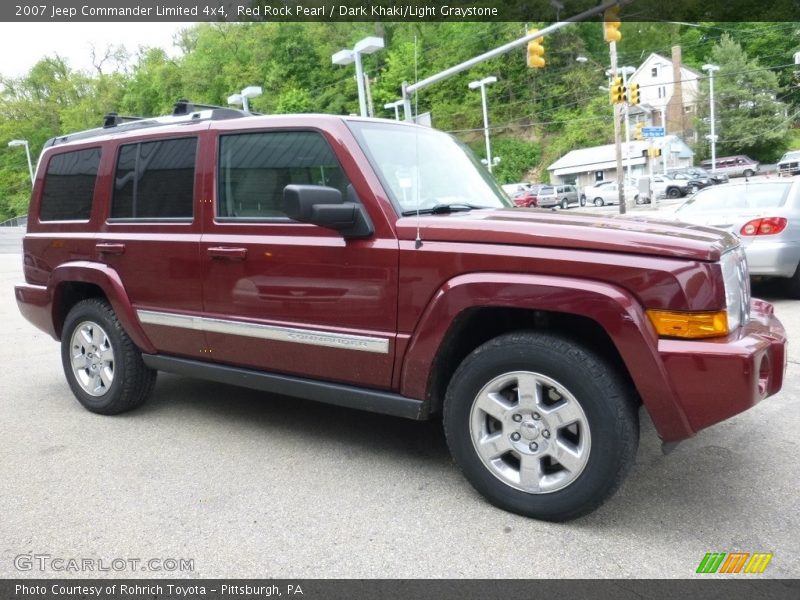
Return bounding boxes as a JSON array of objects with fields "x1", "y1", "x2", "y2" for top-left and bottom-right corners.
[{"x1": 720, "y1": 246, "x2": 750, "y2": 332}]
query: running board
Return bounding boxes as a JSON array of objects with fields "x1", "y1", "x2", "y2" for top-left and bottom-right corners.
[{"x1": 142, "y1": 354, "x2": 425, "y2": 420}]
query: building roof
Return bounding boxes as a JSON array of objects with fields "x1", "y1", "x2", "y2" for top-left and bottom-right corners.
[
  {"x1": 629, "y1": 52, "x2": 702, "y2": 84},
  {"x1": 547, "y1": 136, "x2": 693, "y2": 176}
]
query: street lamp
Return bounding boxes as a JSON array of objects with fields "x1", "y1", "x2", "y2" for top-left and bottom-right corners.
[
  {"x1": 8, "y1": 139, "x2": 33, "y2": 188},
  {"x1": 468, "y1": 75, "x2": 498, "y2": 173},
  {"x1": 702, "y1": 63, "x2": 720, "y2": 173},
  {"x1": 227, "y1": 86, "x2": 263, "y2": 112},
  {"x1": 384, "y1": 100, "x2": 404, "y2": 121},
  {"x1": 332, "y1": 36, "x2": 385, "y2": 118}
]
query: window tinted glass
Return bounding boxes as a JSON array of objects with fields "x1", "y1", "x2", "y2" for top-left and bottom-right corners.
[
  {"x1": 40, "y1": 148, "x2": 101, "y2": 221},
  {"x1": 218, "y1": 131, "x2": 349, "y2": 219},
  {"x1": 111, "y1": 138, "x2": 196, "y2": 219}
]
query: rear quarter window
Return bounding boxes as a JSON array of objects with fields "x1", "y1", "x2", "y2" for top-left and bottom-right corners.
[{"x1": 39, "y1": 148, "x2": 101, "y2": 221}]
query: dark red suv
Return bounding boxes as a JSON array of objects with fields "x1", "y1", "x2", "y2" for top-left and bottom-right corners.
[{"x1": 15, "y1": 103, "x2": 787, "y2": 521}]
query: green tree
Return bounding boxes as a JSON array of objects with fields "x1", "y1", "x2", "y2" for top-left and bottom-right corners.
[{"x1": 693, "y1": 34, "x2": 790, "y2": 162}]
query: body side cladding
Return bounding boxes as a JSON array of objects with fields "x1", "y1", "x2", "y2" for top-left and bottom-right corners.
[{"x1": 142, "y1": 354, "x2": 425, "y2": 420}]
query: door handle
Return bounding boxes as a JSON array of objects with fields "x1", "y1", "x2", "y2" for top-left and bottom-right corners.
[
  {"x1": 207, "y1": 246, "x2": 247, "y2": 260},
  {"x1": 95, "y1": 242, "x2": 126, "y2": 256}
]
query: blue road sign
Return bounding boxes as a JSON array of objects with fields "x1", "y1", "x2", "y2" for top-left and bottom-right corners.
[{"x1": 642, "y1": 127, "x2": 665, "y2": 138}]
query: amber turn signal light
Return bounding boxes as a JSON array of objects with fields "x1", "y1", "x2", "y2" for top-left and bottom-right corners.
[{"x1": 646, "y1": 309, "x2": 729, "y2": 339}]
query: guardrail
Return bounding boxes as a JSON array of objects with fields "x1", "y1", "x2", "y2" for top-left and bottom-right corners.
[{"x1": 0, "y1": 216, "x2": 27, "y2": 227}]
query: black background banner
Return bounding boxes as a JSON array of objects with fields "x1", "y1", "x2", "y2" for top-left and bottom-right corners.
[
  {"x1": 2, "y1": 0, "x2": 800, "y2": 22},
  {"x1": 2, "y1": 579, "x2": 800, "y2": 600}
]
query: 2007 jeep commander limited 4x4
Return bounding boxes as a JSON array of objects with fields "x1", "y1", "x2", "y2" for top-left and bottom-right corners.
[{"x1": 15, "y1": 103, "x2": 786, "y2": 521}]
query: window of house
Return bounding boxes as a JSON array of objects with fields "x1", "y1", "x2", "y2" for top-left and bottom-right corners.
[
  {"x1": 217, "y1": 131, "x2": 350, "y2": 220},
  {"x1": 40, "y1": 148, "x2": 101, "y2": 221},
  {"x1": 111, "y1": 137, "x2": 197, "y2": 220},
  {"x1": 651, "y1": 67, "x2": 658, "y2": 77}
]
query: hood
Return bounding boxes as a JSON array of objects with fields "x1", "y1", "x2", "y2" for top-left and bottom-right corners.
[{"x1": 396, "y1": 208, "x2": 739, "y2": 262}]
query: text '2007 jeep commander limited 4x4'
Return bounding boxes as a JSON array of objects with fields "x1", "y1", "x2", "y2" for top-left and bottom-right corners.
[{"x1": 15, "y1": 103, "x2": 787, "y2": 521}]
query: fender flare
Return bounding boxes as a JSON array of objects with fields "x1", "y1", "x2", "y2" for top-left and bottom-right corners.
[
  {"x1": 50, "y1": 261, "x2": 156, "y2": 354},
  {"x1": 400, "y1": 272, "x2": 694, "y2": 442}
]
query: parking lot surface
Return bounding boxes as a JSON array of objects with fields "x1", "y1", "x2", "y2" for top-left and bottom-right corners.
[{"x1": 1, "y1": 229, "x2": 798, "y2": 579}]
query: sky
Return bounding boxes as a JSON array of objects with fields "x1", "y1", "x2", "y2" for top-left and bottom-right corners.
[{"x1": 0, "y1": 22, "x2": 191, "y2": 77}]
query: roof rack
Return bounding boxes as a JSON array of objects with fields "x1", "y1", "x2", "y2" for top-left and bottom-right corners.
[
  {"x1": 44, "y1": 99, "x2": 251, "y2": 149},
  {"x1": 103, "y1": 113, "x2": 147, "y2": 128}
]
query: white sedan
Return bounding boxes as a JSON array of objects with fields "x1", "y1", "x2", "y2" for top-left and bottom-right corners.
[{"x1": 583, "y1": 181, "x2": 639, "y2": 207}]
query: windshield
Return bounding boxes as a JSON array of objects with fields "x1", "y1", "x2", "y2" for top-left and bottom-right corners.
[
  {"x1": 676, "y1": 182, "x2": 791, "y2": 213},
  {"x1": 348, "y1": 121, "x2": 510, "y2": 214},
  {"x1": 782, "y1": 151, "x2": 800, "y2": 161}
]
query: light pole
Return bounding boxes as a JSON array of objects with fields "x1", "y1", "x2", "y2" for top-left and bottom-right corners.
[
  {"x1": 227, "y1": 86, "x2": 263, "y2": 113},
  {"x1": 8, "y1": 140, "x2": 33, "y2": 188},
  {"x1": 468, "y1": 76, "x2": 498, "y2": 173},
  {"x1": 384, "y1": 100, "x2": 403, "y2": 121},
  {"x1": 702, "y1": 63, "x2": 720, "y2": 173},
  {"x1": 332, "y1": 36, "x2": 385, "y2": 118}
]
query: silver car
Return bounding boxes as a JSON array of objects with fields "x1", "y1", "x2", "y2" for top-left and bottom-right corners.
[
  {"x1": 674, "y1": 180, "x2": 800, "y2": 295},
  {"x1": 537, "y1": 184, "x2": 583, "y2": 209}
]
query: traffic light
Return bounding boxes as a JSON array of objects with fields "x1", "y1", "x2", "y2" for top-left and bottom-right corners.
[
  {"x1": 648, "y1": 147, "x2": 662, "y2": 158},
  {"x1": 634, "y1": 122, "x2": 644, "y2": 140},
  {"x1": 628, "y1": 83, "x2": 640, "y2": 105},
  {"x1": 603, "y1": 5, "x2": 622, "y2": 43},
  {"x1": 609, "y1": 76, "x2": 626, "y2": 104},
  {"x1": 527, "y1": 33, "x2": 545, "y2": 69}
]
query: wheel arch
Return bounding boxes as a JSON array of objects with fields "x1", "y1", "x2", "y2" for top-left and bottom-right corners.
[
  {"x1": 400, "y1": 272, "x2": 694, "y2": 441},
  {"x1": 50, "y1": 261, "x2": 156, "y2": 353}
]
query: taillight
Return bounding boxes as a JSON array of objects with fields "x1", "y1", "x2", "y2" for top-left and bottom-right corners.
[{"x1": 740, "y1": 217, "x2": 787, "y2": 236}]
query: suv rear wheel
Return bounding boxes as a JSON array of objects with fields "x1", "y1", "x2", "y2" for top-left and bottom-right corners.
[
  {"x1": 443, "y1": 331, "x2": 638, "y2": 521},
  {"x1": 667, "y1": 187, "x2": 681, "y2": 198},
  {"x1": 560, "y1": 198, "x2": 569, "y2": 210},
  {"x1": 61, "y1": 298, "x2": 156, "y2": 415}
]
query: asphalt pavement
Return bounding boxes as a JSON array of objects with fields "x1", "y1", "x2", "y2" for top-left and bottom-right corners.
[{"x1": 1, "y1": 227, "x2": 798, "y2": 579}]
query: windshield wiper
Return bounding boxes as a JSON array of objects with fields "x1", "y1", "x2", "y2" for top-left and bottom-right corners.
[{"x1": 401, "y1": 203, "x2": 486, "y2": 216}]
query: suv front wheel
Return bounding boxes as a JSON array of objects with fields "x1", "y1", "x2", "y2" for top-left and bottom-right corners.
[
  {"x1": 443, "y1": 331, "x2": 638, "y2": 521},
  {"x1": 61, "y1": 298, "x2": 156, "y2": 415}
]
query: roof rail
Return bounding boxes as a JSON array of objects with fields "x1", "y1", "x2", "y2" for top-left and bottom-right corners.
[{"x1": 43, "y1": 100, "x2": 251, "y2": 149}]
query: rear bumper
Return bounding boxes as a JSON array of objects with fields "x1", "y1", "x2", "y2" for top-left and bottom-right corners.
[
  {"x1": 743, "y1": 240, "x2": 800, "y2": 278},
  {"x1": 657, "y1": 298, "x2": 786, "y2": 438},
  {"x1": 15, "y1": 282, "x2": 57, "y2": 339}
]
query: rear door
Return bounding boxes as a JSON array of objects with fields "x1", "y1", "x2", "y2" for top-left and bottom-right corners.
[
  {"x1": 198, "y1": 127, "x2": 399, "y2": 389},
  {"x1": 97, "y1": 131, "x2": 207, "y2": 359}
]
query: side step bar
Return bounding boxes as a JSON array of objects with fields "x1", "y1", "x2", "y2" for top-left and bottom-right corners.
[{"x1": 142, "y1": 354, "x2": 425, "y2": 420}]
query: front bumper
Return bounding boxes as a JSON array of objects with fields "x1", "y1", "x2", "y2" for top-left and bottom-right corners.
[{"x1": 658, "y1": 298, "x2": 786, "y2": 437}]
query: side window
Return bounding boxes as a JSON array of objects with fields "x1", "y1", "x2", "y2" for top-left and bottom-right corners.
[
  {"x1": 40, "y1": 148, "x2": 101, "y2": 221},
  {"x1": 111, "y1": 137, "x2": 197, "y2": 220},
  {"x1": 217, "y1": 130, "x2": 350, "y2": 219}
]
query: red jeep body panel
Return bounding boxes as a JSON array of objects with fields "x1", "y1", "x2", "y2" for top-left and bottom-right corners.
[{"x1": 14, "y1": 114, "x2": 787, "y2": 443}]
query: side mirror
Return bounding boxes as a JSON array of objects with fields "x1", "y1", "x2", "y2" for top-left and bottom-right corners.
[{"x1": 282, "y1": 185, "x2": 373, "y2": 239}]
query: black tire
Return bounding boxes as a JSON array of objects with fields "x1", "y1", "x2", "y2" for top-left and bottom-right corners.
[
  {"x1": 560, "y1": 198, "x2": 568, "y2": 210},
  {"x1": 667, "y1": 187, "x2": 681, "y2": 198},
  {"x1": 785, "y1": 263, "x2": 800, "y2": 299},
  {"x1": 593, "y1": 197, "x2": 604, "y2": 207},
  {"x1": 744, "y1": 169, "x2": 755, "y2": 178},
  {"x1": 443, "y1": 331, "x2": 639, "y2": 521},
  {"x1": 580, "y1": 197, "x2": 586, "y2": 207},
  {"x1": 634, "y1": 194, "x2": 642, "y2": 205},
  {"x1": 61, "y1": 298, "x2": 156, "y2": 415}
]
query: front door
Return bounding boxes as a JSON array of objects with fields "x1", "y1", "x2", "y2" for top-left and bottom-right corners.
[{"x1": 199, "y1": 129, "x2": 398, "y2": 389}]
